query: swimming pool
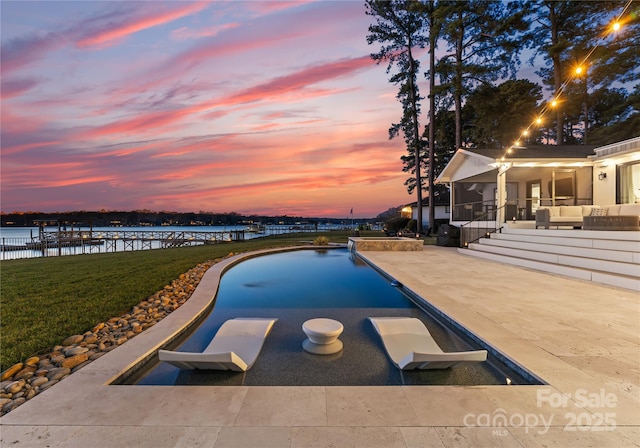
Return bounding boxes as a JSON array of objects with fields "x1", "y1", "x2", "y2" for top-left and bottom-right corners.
[{"x1": 129, "y1": 248, "x2": 539, "y2": 386}]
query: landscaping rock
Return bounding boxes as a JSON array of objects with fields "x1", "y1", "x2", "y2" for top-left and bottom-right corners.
[
  {"x1": 5, "y1": 379, "x2": 26, "y2": 394},
  {"x1": 0, "y1": 257, "x2": 220, "y2": 416},
  {"x1": 47, "y1": 367, "x2": 71, "y2": 381},
  {"x1": 63, "y1": 346, "x2": 88, "y2": 357},
  {"x1": 25, "y1": 356, "x2": 40, "y2": 367},
  {"x1": 30, "y1": 377, "x2": 49, "y2": 388},
  {"x1": 60, "y1": 353, "x2": 89, "y2": 370},
  {"x1": 13, "y1": 366, "x2": 37, "y2": 381},
  {"x1": 1, "y1": 364, "x2": 23, "y2": 382},
  {"x1": 38, "y1": 380, "x2": 58, "y2": 392},
  {"x1": 62, "y1": 335, "x2": 84, "y2": 346}
]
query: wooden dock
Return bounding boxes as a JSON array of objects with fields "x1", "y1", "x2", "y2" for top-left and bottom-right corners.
[{"x1": 41, "y1": 229, "x2": 245, "y2": 251}]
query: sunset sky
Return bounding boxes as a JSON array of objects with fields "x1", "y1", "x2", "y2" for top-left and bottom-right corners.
[{"x1": 1, "y1": 1, "x2": 546, "y2": 218}]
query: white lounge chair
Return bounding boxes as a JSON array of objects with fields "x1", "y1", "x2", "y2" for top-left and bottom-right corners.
[
  {"x1": 368, "y1": 317, "x2": 487, "y2": 370},
  {"x1": 158, "y1": 318, "x2": 277, "y2": 371}
]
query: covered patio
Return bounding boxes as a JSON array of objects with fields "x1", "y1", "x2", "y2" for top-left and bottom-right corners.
[{"x1": 436, "y1": 137, "x2": 640, "y2": 244}]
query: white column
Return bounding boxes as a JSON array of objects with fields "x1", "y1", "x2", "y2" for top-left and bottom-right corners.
[{"x1": 496, "y1": 163, "x2": 511, "y2": 226}]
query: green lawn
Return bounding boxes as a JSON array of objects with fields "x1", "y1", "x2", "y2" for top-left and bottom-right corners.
[{"x1": 0, "y1": 231, "x2": 393, "y2": 370}]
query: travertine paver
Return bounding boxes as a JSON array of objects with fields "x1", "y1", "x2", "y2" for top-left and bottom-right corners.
[{"x1": 1, "y1": 246, "x2": 638, "y2": 447}]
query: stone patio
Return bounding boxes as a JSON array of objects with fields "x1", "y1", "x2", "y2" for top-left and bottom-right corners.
[{"x1": 1, "y1": 246, "x2": 638, "y2": 447}]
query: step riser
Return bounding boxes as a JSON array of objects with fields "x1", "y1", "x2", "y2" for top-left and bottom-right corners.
[
  {"x1": 460, "y1": 249, "x2": 640, "y2": 291},
  {"x1": 491, "y1": 232, "x2": 640, "y2": 252},
  {"x1": 503, "y1": 226, "x2": 640, "y2": 242},
  {"x1": 469, "y1": 244, "x2": 639, "y2": 278},
  {"x1": 479, "y1": 238, "x2": 638, "y2": 263},
  {"x1": 462, "y1": 227, "x2": 640, "y2": 291}
]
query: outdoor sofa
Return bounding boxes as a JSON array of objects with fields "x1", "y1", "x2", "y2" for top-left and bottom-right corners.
[
  {"x1": 582, "y1": 204, "x2": 640, "y2": 231},
  {"x1": 536, "y1": 204, "x2": 640, "y2": 231},
  {"x1": 535, "y1": 205, "x2": 599, "y2": 229}
]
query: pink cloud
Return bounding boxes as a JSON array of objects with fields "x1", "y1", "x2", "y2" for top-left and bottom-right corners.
[
  {"x1": 141, "y1": 164, "x2": 406, "y2": 213},
  {"x1": 242, "y1": 1, "x2": 315, "y2": 15},
  {"x1": 1, "y1": 32, "x2": 67, "y2": 75},
  {"x1": 81, "y1": 55, "x2": 373, "y2": 139},
  {"x1": 251, "y1": 119, "x2": 324, "y2": 132},
  {"x1": 1, "y1": 140, "x2": 64, "y2": 156},
  {"x1": 170, "y1": 22, "x2": 240, "y2": 41},
  {"x1": 1, "y1": 77, "x2": 40, "y2": 98},
  {"x1": 76, "y1": 1, "x2": 210, "y2": 48},
  {"x1": 80, "y1": 109, "x2": 191, "y2": 139},
  {"x1": 219, "y1": 57, "x2": 371, "y2": 105},
  {"x1": 2, "y1": 160, "x2": 113, "y2": 188}
]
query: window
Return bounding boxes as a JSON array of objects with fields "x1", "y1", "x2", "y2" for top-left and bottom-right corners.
[{"x1": 617, "y1": 161, "x2": 640, "y2": 204}]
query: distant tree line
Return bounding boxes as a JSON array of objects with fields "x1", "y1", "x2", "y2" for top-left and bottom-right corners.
[{"x1": 0, "y1": 210, "x2": 362, "y2": 228}]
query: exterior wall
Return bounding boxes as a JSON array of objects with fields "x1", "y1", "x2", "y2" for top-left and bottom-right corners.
[
  {"x1": 592, "y1": 136, "x2": 640, "y2": 205},
  {"x1": 592, "y1": 161, "x2": 616, "y2": 205}
]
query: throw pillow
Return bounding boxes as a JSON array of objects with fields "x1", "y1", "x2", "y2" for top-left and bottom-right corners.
[{"x1": 590, "y1": 208, "x2": 607, "y2": 216}]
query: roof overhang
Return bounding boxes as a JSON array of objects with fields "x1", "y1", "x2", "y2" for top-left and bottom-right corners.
[
  {"x1": 437, "y1": 148, "x2": 598, "y2": 184},
  {"x1": 494, "y1": 159, "x2": 592, "y2": 168},
  {"x1": 436, "y1": 149, "x2": 495, "y2": 184},
  {"x1": 592, "y1": 136, "x2": 640, "y2": 166}
]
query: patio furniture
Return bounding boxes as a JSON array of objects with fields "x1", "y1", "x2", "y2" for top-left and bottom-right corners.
[
  {"x1": 535, "y1": 205, "x2": 600, "y2": 229},
  {"x1": 158, "y1": 318, "x2": 277, "y2": 371},
  {"x1": 368, "y1": 317, "x2": 487, "y2": 370},
  {"x1": 583, "y1": 204, "x2": 640, "y2": 231},
  {"x1": 302, "y1": 318, "x2": 344, "y2": 354}
]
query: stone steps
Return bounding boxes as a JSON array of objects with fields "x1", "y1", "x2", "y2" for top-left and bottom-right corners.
[{"x1": 458, "y1": 226, "x2": 640, "y2": 291}]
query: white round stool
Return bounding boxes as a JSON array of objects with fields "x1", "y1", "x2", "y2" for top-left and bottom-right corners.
[{"x1": 302, "y1": 318, "x2": 344, "y2": 355}]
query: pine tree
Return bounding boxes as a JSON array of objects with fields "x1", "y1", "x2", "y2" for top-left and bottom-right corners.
[
  {"x1": 524, "y1": 1, "x2": 620, "y2": 144},
  {"x1": 435, "y1": 0, "x2": 527, "y2": 148},
  {"x1": 366, "y1": 0, "x2": 428, "y2": 233}
]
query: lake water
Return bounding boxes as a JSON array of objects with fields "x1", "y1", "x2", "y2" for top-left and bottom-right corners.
[{"x1": 0, "y1": 224, "x2": 350, "y2": 260}]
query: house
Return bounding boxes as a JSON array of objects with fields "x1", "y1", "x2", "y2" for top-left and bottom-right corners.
[
  {"x1": 436, "y1": 136, "x2": 640, "y2": 228},
  {"x1": 401, "y1": 191, "x2": 451, "y2": 232}
]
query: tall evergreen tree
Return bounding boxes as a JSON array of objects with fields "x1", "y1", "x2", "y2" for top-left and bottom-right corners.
[
  {"x1": 587, "y1": 85, "x2": 638, "y2": 144},
  {"x1": 435, "y1": 0, "x2": 527, "y2": 148},
  {"x1": 589, "y1": 1, "x2": 640, "y2": 87},
  {"x1": 524, "y1": 1, "x2": 620, "y2": 144},
  {"x1": 425, "y1": 0, "x2": 441, "y2": 234},
  {"x1": 464, "y1": 79, "x2": 543, "y2": 148},
  {"x1": 366, "y1": 0, "x2": 428, "y2": 233}
]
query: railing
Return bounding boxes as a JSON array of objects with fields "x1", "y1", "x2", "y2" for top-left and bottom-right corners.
[
  {"x1": 1, "y1": 236, "x2": 106, "y2": 260},
  {"x1": 0, "y1": 230, "x2": 245, "y2": 260},
  {"x1": 458, "y1": 204, "x2": 509, "y2": 248},
  {"x1": 452, "y1": 200, "x2": 497, "y2": 222}
]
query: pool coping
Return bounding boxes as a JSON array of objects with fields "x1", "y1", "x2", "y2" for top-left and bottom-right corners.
[{"x1": 1, "y1": 245, "x2": 638, "y2": 447}]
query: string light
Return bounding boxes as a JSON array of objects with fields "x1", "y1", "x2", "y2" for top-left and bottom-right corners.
[{"x1": 497, "y1": 2, "x2": 631, "y2": 161}]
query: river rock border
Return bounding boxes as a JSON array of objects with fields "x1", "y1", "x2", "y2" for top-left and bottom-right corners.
[{"x1": 0, "y1": 256, "x2": 226, "y2": 416}]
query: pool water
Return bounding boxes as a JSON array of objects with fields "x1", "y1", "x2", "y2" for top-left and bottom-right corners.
[{"x1": 131, "y1": 248, "x2": 536, "y2": 386}]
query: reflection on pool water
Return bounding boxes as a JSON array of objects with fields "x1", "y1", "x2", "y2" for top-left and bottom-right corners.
[{"x1": 130, "y1": 248, "x2": 539, "y2": 386}]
